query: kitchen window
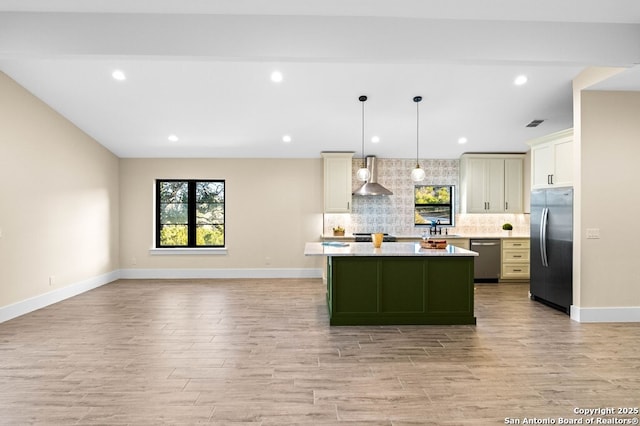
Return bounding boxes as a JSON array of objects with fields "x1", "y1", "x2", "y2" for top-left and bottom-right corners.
[
  {"x1": 414, "y1": 185, "x2": 455, "y2": 226},
  {"x1": 156, "y1": 179, "x2": 225, "y2": 248}
]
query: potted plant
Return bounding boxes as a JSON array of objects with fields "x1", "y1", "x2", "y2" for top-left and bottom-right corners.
[
  {"x1": 333, "y1": 226, "x2": 345, "y2": 236},
  {"x1": 502, "y1": 223, "x2": 513, "y2": 236}
]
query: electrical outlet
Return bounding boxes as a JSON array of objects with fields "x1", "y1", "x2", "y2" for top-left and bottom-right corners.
[
  {"x1": 49, "y1": 276, "x2": 56, "y2": 286},
  {"x1": 586, "y1": 228, "x2": 600, "y2": 239},
  {"x1": 131, "y1": 257, "x2": 137, "y2": 265},
  {"x1": 265, "y1": 256, "x2": 271, "y2": 265}
]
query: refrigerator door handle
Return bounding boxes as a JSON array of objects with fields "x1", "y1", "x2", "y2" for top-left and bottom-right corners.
[{"x1": 540, "y1": 207, "x2": 549, "y2": 267}]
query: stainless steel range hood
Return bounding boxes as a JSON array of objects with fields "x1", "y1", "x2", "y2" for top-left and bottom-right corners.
[{"x1": 353, "y1": 156, "x2": 393, "y2": 196}]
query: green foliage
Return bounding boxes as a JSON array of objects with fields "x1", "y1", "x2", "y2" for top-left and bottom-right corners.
[
  {"x1": 502, "y1": 223, "x2": 513, "y2": 230},
  {"x1": 415, "y1": 210, "x2": 427, "y2": 224},
  {"x1": 158, "y1": 180, "x2": 225, "y2": 247},
  {"x1": 196, "y1": 225, "x2": 224, "y2": 246},
  {"x1": 415, "y1": 186, "x2": 450, "y2": 204},
  {"x1": 160, "y1": 225, "x2": 188, "y2": 246},
  {"x1": 196, "y1": 181, "x2": 224, "y2": 203},
  {"x1": 160, "y1": 225, "x2": 224, "y2": 246}
]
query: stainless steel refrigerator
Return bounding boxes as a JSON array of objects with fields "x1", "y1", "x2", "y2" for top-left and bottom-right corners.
[{"x1": 530, "y1": 187, "x2": 573, "y2": 313}]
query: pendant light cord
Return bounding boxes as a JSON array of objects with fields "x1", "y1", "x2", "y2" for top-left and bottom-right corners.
[
  {"x1": 414, "y1": 96, "x2": 422, "y2": 167},
  {"x1": 359, "y1": 95, "x2": 367, "y2": 166},
  {"x1": 416, "y1": 100, "x2": 419, "y2": 166}
]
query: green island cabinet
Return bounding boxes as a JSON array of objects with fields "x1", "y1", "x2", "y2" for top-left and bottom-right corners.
[{"x1": 326, "y1": 256, "x2": 476, "y2": 326}]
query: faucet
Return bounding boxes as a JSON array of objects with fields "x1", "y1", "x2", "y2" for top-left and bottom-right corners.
[{"x1": 429, "y1": 220, "x2": 442, "y2": 235}]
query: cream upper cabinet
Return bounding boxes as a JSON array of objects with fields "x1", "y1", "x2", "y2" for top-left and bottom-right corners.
[
  {"x1": 460, "y1": 154, "x2": 525, "y2": 214},
  {"x1": 528, "y1": 128, "x2": 573, "y2": 189},
  {"x1": 322, "y1": 152, "x2": 353, "y2": 213},
  {"x1": 504, "y1": 158, "x2": 524, "y2": 213}
]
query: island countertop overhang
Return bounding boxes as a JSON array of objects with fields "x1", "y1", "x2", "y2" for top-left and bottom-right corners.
[{"x1": 304, "y1": 242, "x2": 479, "y2": 257}]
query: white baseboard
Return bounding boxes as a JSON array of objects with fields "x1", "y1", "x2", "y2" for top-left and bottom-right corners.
[
  {"x1": 119, "y1": 268, "x2": 323, "y2": 280},
  {"x1": 571, "y1": 305, "x2": 640, "y2": 323},
  {"x1": 0, "y1": 268, "x2": 321, "y2": 323},
  {"x1": 0, "y1": 270, "x2": 119, "y2": 323}
]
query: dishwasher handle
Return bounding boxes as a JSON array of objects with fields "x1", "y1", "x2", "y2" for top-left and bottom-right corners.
[{"x1": 471, "y1": 241, "x2": 500, "y2": 246}]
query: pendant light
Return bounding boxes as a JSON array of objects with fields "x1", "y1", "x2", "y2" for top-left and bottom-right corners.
[
  {"x1": 411, "y1": 95, "x2": 426, "y2": 182},
  {"x1": 356, "y1": 95, "x2": 371, "y2": 182}
]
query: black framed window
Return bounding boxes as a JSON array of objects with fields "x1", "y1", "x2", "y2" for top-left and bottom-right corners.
[
  {"x1": 156, "y1": 180, "x2": 225, "y2": 247},
  {"x1": 414, "y1": 185, "x2": 455, "y2": 226}
]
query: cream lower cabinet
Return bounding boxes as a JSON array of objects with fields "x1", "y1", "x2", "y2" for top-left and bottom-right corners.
[
  {"x1": 447, "y1": 238, "x2": 470, "y2": 250},
  {"x1": 500, "y1": 238, "x2": 530, "y2": 281}
]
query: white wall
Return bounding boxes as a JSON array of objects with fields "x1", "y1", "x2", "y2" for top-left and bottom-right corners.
[
  {"x1": 118, "y1": 158, "x2": 324, "y2": 277},
  {"x1": 0, "y1": 72, "x2": 120, "y2": 320},
  {"x1": 579, "y1": 90, "x2": 640, "y2": 313},
  {"x1": 571, "y1": 67, "x2": 626, "y2": 314}
]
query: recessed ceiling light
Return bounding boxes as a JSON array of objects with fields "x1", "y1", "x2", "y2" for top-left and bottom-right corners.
[
  {"x1": 270, "y1": 71, "x2": 283, "y2": 83},
  {"x1": 168, "y1": 134, "x2": 179, "y2": 142},
  {"x1": 112, "y1": 69, "x2": 126, "y2": 81},
  {"x1": 371, "y1": 136, "x2": 380, "y2": 143},
  {"x1": 282, "y1": 135, "x2": 292, "y2": 143},
  {"x1": 458, "y1": 137, "x2": 468, "y2": 144},
  {"x1": 514, "y1": 75, "x2": 528, "y2": 86}
]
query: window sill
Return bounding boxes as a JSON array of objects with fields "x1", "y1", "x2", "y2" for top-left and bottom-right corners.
[{"x1": 149, "y1": 248, "x2": 228, "y2": 256}]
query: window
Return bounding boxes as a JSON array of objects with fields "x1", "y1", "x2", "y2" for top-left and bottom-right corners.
[
  {"x1": 414, "y1": 185, "x2": 455, "y2": 226},
  {"x1": 156, "y1": 180, "x2": 225, "y2": 248}
]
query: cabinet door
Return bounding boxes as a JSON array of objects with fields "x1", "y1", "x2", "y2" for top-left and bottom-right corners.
[
  {"x1": 531, "y1": 143, "x2": 553, "y2": 189},
  {"x1": 323, "y1": 154, "x2": 352, "y2": 213},
  {"x1": 460, "y1": 154, "x2": 524, "y2": 214},
  {"x1": 465, "y1": 158, "x2": 491, "y2": 213},
  {"x1": 529, "y1": 129, "x2": 573, "y2": 189},
  {"x1": 485, "y1": 159, "x2": 505, "y2": 213},
  {"x1": 552, "y1": 139, "x2": 573, "y2": 187},
  {"x1": 504, "y1": 158, "x2": 523, "y2": 213}
]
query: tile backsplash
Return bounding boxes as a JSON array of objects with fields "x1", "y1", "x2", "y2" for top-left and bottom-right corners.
[{"x1": 324, "y1": 157, "x2": 529, "y2": 236}]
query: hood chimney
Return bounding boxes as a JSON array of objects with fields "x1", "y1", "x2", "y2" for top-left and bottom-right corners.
[{"x1": 352, "y1": 156, "x2": 393, "y2": 196}]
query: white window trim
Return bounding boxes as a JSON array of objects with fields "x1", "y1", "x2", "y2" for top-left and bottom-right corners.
[
  {"x1": 152, "y1": 179, "x2": 226, "y2": 253},
  {"x1": 149, "y1": 247, "x2": 228, "y2": 255}
]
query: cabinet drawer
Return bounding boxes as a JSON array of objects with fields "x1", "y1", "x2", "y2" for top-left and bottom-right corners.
[
  {"x1": 501, "y1": 263, "x2": 530, "y2": 279},
  {"x1": 502, "y1": 249, "x2": 530, "y2": 262},
  {"x1": 502, "y1": 239, "x2": 530, "y2": 249}
]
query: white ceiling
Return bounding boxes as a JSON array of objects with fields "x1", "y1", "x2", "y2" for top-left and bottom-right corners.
[{"x1": 1, "y1": 0, "x2": 640, "y2": 159}]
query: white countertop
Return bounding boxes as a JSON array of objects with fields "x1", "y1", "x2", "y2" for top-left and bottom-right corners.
[{"x1": 305, "y1": 242, "x2": 479, "y2": 257}]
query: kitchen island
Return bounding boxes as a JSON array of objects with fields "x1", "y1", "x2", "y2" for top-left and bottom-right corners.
[{"x1": 304, "y1": 242, "x2": 478, "y2": 325}]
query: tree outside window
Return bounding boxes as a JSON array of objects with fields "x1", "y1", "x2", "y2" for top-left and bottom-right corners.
[
  {"x1": 156, "y1": 180, "x2": 225, "y2": 247},
  {"x1": 414, "y1": 185, "x2": 455, "y2": 226}
]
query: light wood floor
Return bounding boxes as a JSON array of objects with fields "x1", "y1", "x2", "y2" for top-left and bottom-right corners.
[{"x1": 1, "y1": 279, "x2": 639, "y2": 425}]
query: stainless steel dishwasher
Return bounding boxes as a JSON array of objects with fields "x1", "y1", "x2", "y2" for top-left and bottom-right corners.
[{"x1": 470, "y1": 239, "x2": 501, "y2": 283}]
